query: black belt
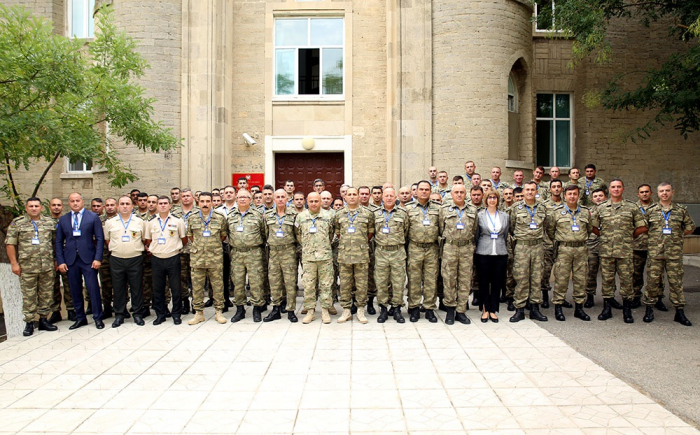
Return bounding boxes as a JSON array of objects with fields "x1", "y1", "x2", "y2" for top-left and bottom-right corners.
[
  {"x1": 376, "y1": 244, "x2": 404, "y2": 251},
  {"x1": 518, "y1": 239, "x2": 543, "y2": 246},
  {"x1": 559, "y1": 241, "x2": 586, "y2": 248},
  {"x1": 445, "y1": 239, "x2": 474, "y2": 247},
  {"x1": 232, "y1": 245, "x2": 262, "y2": 253},
  {"x1": 268, "y1": 243, "x2": 295, "y2": 251},
  {"x1": 410, "y1": 241, "x2": 437, "y2": 249}
]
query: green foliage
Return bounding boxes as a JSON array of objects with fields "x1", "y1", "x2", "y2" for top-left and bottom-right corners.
[{"x1": 0, "y1": 5, "x2": 181, "y2": 213}]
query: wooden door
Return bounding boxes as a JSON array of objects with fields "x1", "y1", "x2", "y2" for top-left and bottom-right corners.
[{"x1": 275, "y1": 152, "x2": 345, "y2": 196}]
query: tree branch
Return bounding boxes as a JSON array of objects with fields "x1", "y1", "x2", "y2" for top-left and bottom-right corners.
[
  {"x1": 3, "y1": 152, "x2": 21, "y2": 209},
  {"x1": 31, "y1": 150, "x2": 61, "y2": 198}
]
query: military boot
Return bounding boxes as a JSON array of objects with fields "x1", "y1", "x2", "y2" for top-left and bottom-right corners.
[
  {"x1": 321, "y1": 308, "x2": 331, "y2": 324},
  {"x1": 23, "y1": 322, "x2": 34, "y2": 336},
  {"x1": 529, "y1": 304, "x2": 548, "y2": 322},
  {"x1": 554, "y1": 304, "x2": 565, "y2": 321},
  {"x1": 643, "y1": 306, "x2": 654, "y2": 323},
  {"x1": 608, "y1": 298, "x2": 623, "y2": 310},
  {"x1": 188, "y1": 311, "x2": 205, "y2": 325},
  {"x1": 182, "y1": 298, "x2": 190, "y2": 315},
  {"x1": 425, "y1": 310, "x2": 438, "y2": 323},
  {"x1": 455, "y1": 312, "x2": 471, "y2": 325},
  {"x1": 509, "y1": 308, "x2": 525, "y2": 323},
  {"x1": 230, "y1": 305, "x2": 245, "y2": 323},
  {"x1": 215, "y1": 310, "x2": 227, "y2": 324},
  {"x1": 252, "y1": 306, "x2": 262, "y2": 322},
  {"x1": 445, "y1": 307, "x2": 455, "y2": 325},
  {"x1": 337, "y1": 308, "x2": 352, "y2": 323},
  {"x1": 630, "y1": 296, "x2": 641, "y2": 309},
  {"x1": 574, "y1": 303, "x2": 590, "y2": 321},
  {"x1": 327, "y1": 305, "x2": 338, "y2": 315},
  {"x1": 302, "y1": 310, "x2": 316, "y2": 324},
  {"x1": 655, "y1": 298, "x2": 669, "y2": 312},
  {"x1": 393, "y1": 307, "x2": 406, "y2": 324},
  {"x1": 48, "y1": 311, "x2": 62, "y2": 324},
  {"x1": 409, "y1": 307, "x2": 420, "y2": 323},
  {"x1": 622, "y1": 300, "x2": 634, "y2": 324},
  {"x1": 598, "y1": 299, "x2": 613, "y2": 321},
  {"x1": 356, "y1": 307, "x2": 368, "y2": 324},
  {"x1": 562, "y1": 300, "x2": 573, "y2": 308},
  {"x1": 377, "y1": 305, "x2": 389, "y2": 323},
  {"x1": 38, "y1": 318, "x2": 58, "y2": 332},
  {"x1": 366, "y1": 297, "x2": 376, "y2": 315},
  {"x1": 584, "y1": 293, "x2": 595, "y2": 308},
  {"x1": 263, "y1": 306, "x2": 281, "y2": 322},
  {"x1": 288, "y1": 311, "x2": 298, "y2": 323},
  {"x1": 507, "y1": 299, "x2": 515, "y2": 311},
  {"x1": 674, "y1": 309, "x2": 692, "y2": 326},
  {"x1": 541, "y1": 290, "x2": 550, "y2": 308}
]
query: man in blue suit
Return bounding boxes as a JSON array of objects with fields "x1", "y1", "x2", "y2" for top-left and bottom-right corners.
[{"x1": 56, "y1": 192, "x2": 105, "y2": 329}]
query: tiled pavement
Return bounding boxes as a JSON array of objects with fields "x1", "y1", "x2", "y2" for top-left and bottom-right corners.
[{"x1": 0, "y1": 303, "x2": 698, "y2": 435}]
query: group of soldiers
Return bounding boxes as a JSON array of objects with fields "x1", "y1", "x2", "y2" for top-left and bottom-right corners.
[{"x1": 5, "y1": 161, "x2": 696, "y2": 336}]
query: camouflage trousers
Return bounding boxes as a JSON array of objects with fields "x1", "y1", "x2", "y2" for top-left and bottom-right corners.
[
  {"x1": 553, "y1": 245, "x2": 588, "y2": 305},
  {"x1": 441, "y1": 243, "x2": 474, "y2": 313},
  {"x1": 52, "y1": 270, "x2": 73, "y2": 313},
  {"x1": 191, "y1": 266, "x2": 224, "y2": 311},
  {"x1": 262, "y1": 245, "x2": 271, "y2": 302},
  {"x1": 407, "y1": 242, "x2": 439, "y2": 310},
  {"x1": 268, "y1": 245, "x2": 297, "y2": 311},
  {"x1": 180, "y1": 253, "x2": 192, "y2": 300},
  {"x1": 142, "y1": 253, "x2": 153, "y2": 307},
  {"x1": 633, "y1": 250, "x2": 662, "y2": 299},
  {"x1": 644, "y1": 257, "x2": 685, "y2": 308},
  {"x1": 374, "y1": 245, "x2": 405, "y2": 307},
  {"x1": 513, "y1": 243, "x2": 544, "y2": 308},
  {"x1": 541, "y1": 243, "x2": 555, "y2": 292},
  {"x1": 367, "y1": 243, "x2": 377, "y2": 298},
  {"x1": 600, "y1": 256, "x2": 633, "y2": 300},
  {"x1": 505, "y1": 253, "x2": 515, "y2": 300},
  {"x1": 302, "y1": 260, "x2": 333, "y2": 310},
  {"x1": 231, "y1": 247, "x2": 265, "y2": 307},
  {"x1": 21, "y1": 267, "x2": 55, "y2": 322},
  {"x1": 331, "y1": 243, "x2": 340, "y2": 301},
  {"x1": 339, "y1": 262, "x2": 369, "y2": 308},
  {"x1": 586, "y1": 248, "x2": 600, "y2": 296},
  {"x1": 98, "y1": 252, "x2": 113, "y2": 303}
]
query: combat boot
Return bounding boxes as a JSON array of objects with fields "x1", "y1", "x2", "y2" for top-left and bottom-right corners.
[
  {"x1": 388, "y1": 306, "x2": 396, "y2": 316},
  {"x1": 356, "y1": 307, "x2": 368, "y2": 324},
  {"x1": 302, "y1": 310, "x2": 316, "y2": 324},
  {"x1": 445, "y1": 307, "x2": 455, "y2": 325},
  {"x1": 252, "y1": 306, "x2": 262, "y2": 323},
  {"x1": 455, "y1": 312, "x2": 471, "y2": 325},
  {"x1": 574, "y1": 303, "x2": 590, "y2": 321},
  {"x1": 48, "y1": 311, "x2": 62, "y2": 324},
  {"x1": 215, "y1": 310, "x2": 227, "y2": 324},
  {"x1": 584, "y1": 294, "x2": 595, "y2": 308},
  {"x1": 674, "y1": 309, "x2": 692, "y2": 326},
  {"x1": 230, "y1": 305, "x2": 245, "y2": 323},
  {"x1": 598, "y1": 299, "x2": 613, "y2": 321},
  {"x1": 425, "y1": 309, "x2": 438, "y2": 323},
  {"x1": 541, "y1": 290, "x2": 550, "y2": 308},
  {"x1": 562, "y1": 300, "x2": 573, "y2": 308},
  {"x1": 554, "y1": 304, "x2": 565, "y2": 321},
  {"x1": 263, "y1": 306, "x2": 281, "y2": 322},
  {"x1": 327, "y1": 305, "x2": 338, "y2": 315},
  {"x1": 608, "y1": 298, "x2": 623, "y2": 310},
  {"x1": 23, "y1": 322, "x2": 34, "y2": 336},
  {"x1": 409, "y1": 307, "x2": 420, "y2": 323},
  {"x1": 337, "y1": 309, "x2": 352, "y2": 323},
  {"x1": 182, "y1": 298, "x2": 190, "y2": 315},
  {"x1": 366, "y1": 297, "x2": 376, "y2": 315},
  {"x1": 188, "y1": 311, "x2": 205, "y2": 325},
  {"x1": 321, "y1": 308, "x2": 331, "y2": 324},
  {"x1": 280, "y1": 299, "x2": 287, "y2": 313},
  {"x1": 38, "y1": 318, "x2": 58, "y2": 332},
  {"x1": 288, "y1": 311, "x2": 298, "y2": 323},
  {"x1": 377, "y1": 305, "x2": 389, "y2": 323},
  {"x1": 655, "y1": 298, "x2": 669, "y2": 311},
  {"x1": 301, "y1": 307, "x2": 309, "y2": 314},
  {"x1": 509, "y1": 308, "x2": 525, "y2": 323},
  {"x1": 630, "y1": 296, "x2": 641, "y2": 309},
  {"x1": 393, "y1": 307, "x2": 405, "y2": 323},
  {"x1": 643, "y1": 306, "x2": 654, "y2": 323},
  {"x1": 529, "y1": 304, "x2": 548, "y2": 322},
  {"x1": 507, "y1": 299, "x2": 515, "y2": 311},
  {"x1": 622, "y1": 300, "x2": 634, "y2": 324}
]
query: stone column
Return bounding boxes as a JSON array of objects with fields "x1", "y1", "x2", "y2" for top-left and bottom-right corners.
[{"x1": 0, "y1": 264, "x2": 23, "y2": 339}]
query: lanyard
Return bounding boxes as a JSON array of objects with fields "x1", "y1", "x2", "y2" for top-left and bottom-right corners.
[
  {"x1": 118, "y1": 214, "x2": 132, "y2": 234},
  {"x1": 661, "y1": 209, "x2": 671, "y2": 227},
  {"x1": 492, "y1": 180, "x2": 500, "y2": 189},
  {"x1": 310, "y1": 215, "x2": 319, "y2": 228},
  {"x1": 454, "y1": 206, "x2": 464, "y2": 223},
  {"x1": 585, "y1": 179, "x2": 593, "y2": 191},
  {"x1": 31, "y1": 220, "x2": 39, "y2": 238},
  {"x1": 275, "y1": 213, "x2": 285, "y2": 230},
  {"x1": 564, "y1": 204, "x2": 579, "y2": 225},
  {"x1": 73, "y1": 211, "x2": 81, "y2": 230},
  {"x1": 418, "y1": 203, "x2": 429, "y2": 220},
  {"x1": 158, "y1": 216, "x2": 169, "y2": 236},
  {"x1": 383, "y1": 210, "x2": 394, "y2": 228},
  {"x1": 486, "y1": 210, "x2": 499, "y2": 232},
  {"x1": 524, "y1": 204, "x2": 537, "y2": 222},
  {"x1": 347, "y1": 210, "x2": 358, "y2": 226},
  {"x1": 640, "y1": 207, "x2": 646, "y2": 215},
  {"x1": 199, "y1": 210, "x2": 212, "y2": 230}
]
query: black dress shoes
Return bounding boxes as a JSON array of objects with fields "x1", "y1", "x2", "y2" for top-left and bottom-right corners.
[
  {"x1": 204, "y1": 299, "x2": 214, "y2": 308},
  {"x1": 68, "y1": 310, "x2": 77, "y2": 322},
  {"x1": 95, "y1": 319, "x2": 105, "y2": 329},
  {"x1": 153, "y1": 315, "x2": 167, "y2": 326},
  {"x1": 69, "y1": 319, "x2": 88, "y2": 330},
  {"x1": 112, "y1": 315, "x2": 124, "y2": 328},
  {"x1": 173, "y1": 316, "x2": 182, "y2": 325},
  {"x1": 133, "y1": 315, "x2": 145, "y2": 326}
]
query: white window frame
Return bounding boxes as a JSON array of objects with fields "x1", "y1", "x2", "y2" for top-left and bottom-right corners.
[
  {"x1": 508, "y1": 73, "x2": 518, "y2": 113},
  {"x1": 536, "y1": 92, "x2": 573, "y2": 168},
  {"x1": 273, "y1": 17, "x2": 345, "y2": 101},
  {"x1": 67, "y1": 0, "x2": 95, "y2": 39},
  {"x1": 66, "y1": 157, "x2": 93, "y2": 173},
  {"x1": 534, "y1": 1, "x2": 563, "y2": 33}
]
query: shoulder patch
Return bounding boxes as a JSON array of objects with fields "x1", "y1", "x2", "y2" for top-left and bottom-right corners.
[
  {"x1": 561, "y1": 210, "x2": 567, "y2": 215},
  {"x1": 518, "y1": 205, "x2": 523, "y2": 209}
]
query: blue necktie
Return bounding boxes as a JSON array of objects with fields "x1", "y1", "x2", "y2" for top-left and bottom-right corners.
[{"x1": 73, "y1": 213, "x2": 79, "y2": 231}]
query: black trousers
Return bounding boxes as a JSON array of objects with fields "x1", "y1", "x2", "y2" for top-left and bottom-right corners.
[
  {"x1": 111, "y1": 255, "x2": 144, "y2": 317},
  {"x1": 475, "y1": 254, "x2": 508, "y2": 313},
  {"x1": 153, "y1": 255, "x2": 182, "y2": 317}
]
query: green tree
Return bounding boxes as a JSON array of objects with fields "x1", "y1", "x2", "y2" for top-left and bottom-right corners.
[
  {"x1": 550, "y1": 0, "x2": 700, "y2": 141},
  {"x1": 0, "y1": 4, "x2": 180, "y2": 213}
]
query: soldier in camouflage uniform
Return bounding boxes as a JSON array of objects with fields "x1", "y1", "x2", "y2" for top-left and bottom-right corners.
[
  {"x1": 532, "y1": 166, "x2": 549, "y2": 202},
  {"x1": 406, "y1": 181, "x2": 441, "y2": 323},
  {"x1": 595, "y1": 179, "x2": 647, "y2": 323},
  {"x1": 489, "y1": 167, "x2": 511, "y2": 194},
  {"x1": 584, "y1": 189, "x2": 606, "y2": 308},
  {"x1": 263, "y1": 189, "x2": 298, "y2": 323},
  {"x1": 295, "y1": 192, "x2": 335, "y2": 324},
  {"x1": 186, "y1": 193, "x2": 229, "y2": 325},
  {"x1": 579, "y1": 163, "x2": 607, "y2": 207},
  {"x1": 359, "y1": 186, "x2": 380, "y2": 315},
  {"x1": 509, "y1": 182, "x2": 549, "y2": 322},
  {"x1": 499, "y1": 187, "x2": 515, "y2": 306},
  {"x1": 48, "y1": 198, "x2": 75, "y2": 323},
  {"x1": 6, "y1": 197, "x2": 59, "y2": 336},
  {"x1": 469, "y1": 186, "x2": 485, "y2": 306},
  {"x1": 632, "y1": 184, "x2": 662, "y2": 309},
  {"x1": 435, "y1": 171, "x2": 452, "y2": 198},
  {"x1": 541, "y1": 180, "x2": 564, "y2": 308},
  {"x1": 438, "y1": 184, "x2": 478, "y2": 325},
  {"x1": 334, "y1": 187, "x2": 375, "y2": 324},
  {"x1": 546, "y1": 184, "x2": 595, "y2": 322},
  {"x1": 321, "y1": 190, "x2": 339, "y2": 313},
  {"x1": 228, "y1": 189, "x2": 267, "y2": 323},
  {"x1": 642, "y1": 182, "x2": 696, "y2": 326},
  {"x1": 173, "y1": 188, "x2": 198, "y2": 314}
]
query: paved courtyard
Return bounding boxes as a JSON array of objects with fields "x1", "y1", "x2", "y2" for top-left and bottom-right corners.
[{"x1": 0, "y1": 303, "x2": 698, "y2": 435}]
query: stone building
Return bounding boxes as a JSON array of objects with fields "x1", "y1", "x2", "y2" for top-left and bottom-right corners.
[{"x1": 3, "y1": 0, "x2": 699, "y2": 202}]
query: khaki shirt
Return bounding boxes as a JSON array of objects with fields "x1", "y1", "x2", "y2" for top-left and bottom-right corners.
[
  {"x1": 596, "y1": 199, "x2": 646, "y2": 258},
  {"x1": 227, "y1": 207, "x2": 266, "y2": 250},
  {"x1": 373, "y1": 206, "x2": 409, "y2": 246},
  {"x1": 632, "y1": 201, "x2": 655, "y2": 251},
  {"x1": 295, "y1": 209, "x2": 334, "y2": 262},
  {"x1": 646, "y1": 202, "x2": 696, "y2": 260},
  {"x1": 407, "y1": 201, "x2": 440, "y2": 244},
  {"x1": 264, "y1": 208, "x2": 297, "y2": 246},
  {"x1": 509, "y1": 200, "x2": 548, "y2": 241},
  {"x1": 144, "y1": 214, "x2": 187, "y2": 259},
  {"x1": 5, "y1": 215, "x2": 56, "y2": 270},
  {"x1": 546, "y1": 204, "x2": 595, "y2": 243},
  {"x1": 172, "y1": 206, "x2": 199, "y2": 254},
  {"x1": 187, "y1": 210, "x2": 228, "y2": 268},
  {"x1": 104, "y1": 214, "x2": 145, "y2": 258},
  {"x1": 334, "y1": 206, "x2": 375, "y2": 264},
  {"x1": 439, "y1": 203, "x2": 478, "y2": 243}
]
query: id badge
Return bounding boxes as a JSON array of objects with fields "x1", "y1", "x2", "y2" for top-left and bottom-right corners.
[
  {"x1": 529, "y1": 222, "x2": 538, "y2": 229},
  {"x1": 382, "y1": 227, "x2": 390, "y2": 234},
  {"x1": 121, "y1": 235, "x2": 130, "y2": 242},
  {"x1": 202, "y1": 230, "x2": 211, "y2": 237},
  {"x1": 31, "y1": 238, "x2": 40, "y2": 245},
  {"x1": 73, "y1": 230, "x2": 81, "y2": 237},
  {"x1": 490, "y1": 232, "x2": 499, "y2": 239},
  {"x1": 663, "y1": 227, "x2": 672, "y2": 235},
  {"x1": 535, "y1": 194, "x2": 540, "y2": 199},
  {"x1": 309, "y1": 226, "x2": 317, "y2": 234},
  {"x1": 236, "y1": 225, "x2": 244, "y2": 232},
  {"x1": 422, "y1": 219, "x2": 431, "y2": 226},
  {"x1": 585, "y1": 190, "x2": 590, "y2": 196},
  {"x1": 456, "y1": 223, "x2": 465, "y2": 230},
  {"x1": 571, "y1": 225, "x2": 580, "y2": 232},
  {"x1": 276, "y1": 230, "x2": 284, "y2": 238},
  {"x1": 157, "y1": 237, "x2": 166, "y2": 245},
  {"x1": 347, "y1": 226, "x2": 356, "y2": 234}
]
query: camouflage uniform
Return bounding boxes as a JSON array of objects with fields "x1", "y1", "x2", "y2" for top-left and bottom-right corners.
[
  {"x1": 597, "y1": 199, "x2": 646, "y2": 300},
  {"x1": 98, "y1": 214, "x2": 113, "y2": 305},
  {"x1": 265, "y1": 207, "x2": 298, "y2": 311},
  {"x1": 140, "y1": 213, "x2": 157, "y2": 309},
  {"x1": 406, "y1": 201, "x2": 441, "y2": 310},
  {"x1": 51, "y1": 216, "x2": 73, "y2": 314},
  {"x1": 579, "y1": 177, "x2": 607, "y2": 207},
  {"x1": 187, "y1": 210, "x2": 228, "y2": 311},
  {"x1": 173, "y1": 207, "x2": 199, "y2": 303},
  {"x1": 632, "y1": 201, "x2": 658, "y2": 299},
  {"x1": 365, "y1": 203, "x2": 381, "y2": 300},
  {"x1": 373, "y1": 206, "x2": 409, "y2": 307},
  {"x1": 227, "y1": 207, "x2": 266, "y2": 307},
  {"x1": 335, "y1": 206, "x2": 375, "y2": 309},
  {"x1": 328, "y1": 209, "x2": 340, "y2": 300},
  {"x1": 437, "y1": 186, "x2": 452, "y2": 199},
  {"x1": 509, "y1": 200, "x2": 548, "y2": 308},
  {"x1": 546, "y1": 204, "x2": 595, "y2": 305},
  {"x1": 541, "y1": 199, "x2": 562, "y2": 295},
  {"x1": 257, "y1": 205, "x2": 273, "y2": 302},
  {"x1": 295, "y1": 209, "x2": 335, "y2": 310},
  {"x1": 536, "y1": 181, "x2": 550, "y2": 202},
  {"x1": 643, "y1": 203, "x2": 696, "y2": 308},
  {"x1": 439, "y1": 203, "x2": 478, "y2": 313},
  {"x1": 585, "y1": 227, "x2": 601, "y2": 296},
  {"x1": 6, "y1": 215, "x2": 56, "y2": 322}
]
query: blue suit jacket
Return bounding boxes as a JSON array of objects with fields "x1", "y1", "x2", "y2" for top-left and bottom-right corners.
[{"x1": 55, "y1": 209, "x2": 104, "y2": 266}]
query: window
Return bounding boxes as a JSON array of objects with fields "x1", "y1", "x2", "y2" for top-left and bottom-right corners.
[
  {"x1": 274, "y1": 18, "x2": 344, "y2": 98},
  {"x1": 536, "y1": 93, "x2": 572, "y2": 167},
  {"x1": 67, "y1": 157, "x2": 92, "y2": 173},
  {"x1": 534, "y1": 0, "x2": 559, "y2": 32},
  {"x1": 508, "y1": 74, "x2": 518, "y2": 113},
  {"x1": 68, "y1": 0, "x2": 95, "y2": 39}
]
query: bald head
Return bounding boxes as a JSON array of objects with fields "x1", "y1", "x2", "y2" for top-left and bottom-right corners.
[{"x1": 307, "y1": 192, "x2": 321, "y2": 213}]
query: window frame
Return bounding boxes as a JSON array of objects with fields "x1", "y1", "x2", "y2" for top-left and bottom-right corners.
[
  {"x1": 508, "y1": 73, "x2": 518, "y2": 113},
  {"x1": 66, "y1": 157, "x2": 93, "y2": 174},
  {"x1": 67, "y1": 0, "x2": 95, "y2": 39},
  {"x1": 533, "y1": 0, "x2": 563, "y2": 33},
  {"x1": 273, "y1": 17, "x2": 345, "y2": 101},
  {"x1": 535, "y1": 92, "x2": 573, "y2": 168}
]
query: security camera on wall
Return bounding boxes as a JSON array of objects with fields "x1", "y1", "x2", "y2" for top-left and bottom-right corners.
[{"x1": 243, "y1": 133, "x2": 257, "y2": 146}]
